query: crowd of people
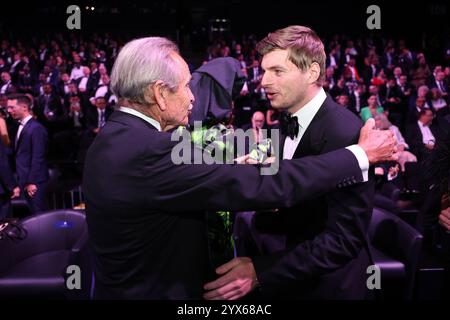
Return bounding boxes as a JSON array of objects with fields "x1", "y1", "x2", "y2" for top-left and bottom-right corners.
[{"x1": 0, "y1": 28, "x2": 449, "y2": 299}]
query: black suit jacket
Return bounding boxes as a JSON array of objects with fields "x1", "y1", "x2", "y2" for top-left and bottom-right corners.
[
  {"x1": 85, "y1": 106, "x2": 114, "y2": 131},
  {"x1": 36, "y1": 93, "x2": 64, "y2": 122},
  {"x1": 13, "y1": 118, "x2": 49, "y2": 186},
  {"x1": 252, "y1": 95, "x2": 375, "y2": 299},
  {"x1": 83, "y1": 111, "x2": 366, "y2": 299},
  {"x1": 405, "y1": 121, "x2": 445, "y2": 161},
  {"x1": 0, "y1": 143, "x2": 16, "y2": 195}
]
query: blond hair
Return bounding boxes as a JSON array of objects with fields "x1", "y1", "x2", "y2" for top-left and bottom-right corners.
[{"x1": 256, "y1": 25, "x2": 326, "y2": 85}]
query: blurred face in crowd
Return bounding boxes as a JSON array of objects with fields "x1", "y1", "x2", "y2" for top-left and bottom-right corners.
[
  {"x1": 417, "y1": 86, "x2": 429, "y2": 97},
  {"x1": 431, "y1": 88, "x2": 441, "y2": 100},
  {"x1": 399, "y1": 75, "x2": 407, "y2": 86},
  {"x1": 368, "y1": 95, "x2": 378, "y2": 108},
  {"x1": 90, "y1": 62, "x2": 98, "y2": 71},
  {"x1": 387, "y1": 78, "x2": 396, "y2": 87},
  {"x1": 326, "y1": 67, "x2": 334, "y2": 78},
  {"x1": 62, "y1": 73, "x2": 70, "y2": 83},
  {"x1": 101, "y1": 75, "x2": 110, "y2": 85},
  {"x1": 261, "y1": 49, "x2": 321, "y2": 114},
  {"x1": 369, "y1": 85, "x2": 378, "y2": 95},
  {"x1": 419, "y1": 109, "x2": 434, "y2": 126},
  {"x1": 95, "y1": 98, "x2": 107, "y2": 110},
  {"x1": 445, "y1": 67, "x2": 450, "y2": 77},
  {"x1": 436, "y1": 71, "x2": 445, "y2": 81},
  {"x1": 74, "y1": 55, "x2": 81, "y2": 65},
  {"x1": 83, "y1": 67, "x2": 91, "y2": 77},
  {"x1": 393, "y1": 67, "x2": 402, "y2": 78},
  {"x1": 43, "y1": 84, "x2": 52, "y2": 95},
  {"x1": 99, "y1": 64, "x2": 107, "y2": 75},
  {"x1": 7, "y1": 99, "x2": 29, "y2": 121},
  {"x1": 68, "y1": 83, "x2": 77, "y2": 93},
  {"x1": 434, "y1": 65, "x2": 442, "y2": 74},
  {"x1": 1, "y1": 72, "x2": 10, "y2": 83},
  {"x1": 0, "y1": 96, "x2": 7, "y2": 108},
  {"x1": 154, "y1": 52, "x2": 194, "y2": 127},
  {"x1": 337, "y1": 95, "x2": 349, "y2": 106},
  {"x1": 251, "y1": 111, "x2": 265, "y2": 129},
  {"x1": 416, "y1": 97, "x2": 426, "y2": 108},
  {"x1": 417, "y1": 53, "x2": 426, "y2": 65},
  {"x1": 357, "y1": 85, "x2": 366, "y2": 94}
]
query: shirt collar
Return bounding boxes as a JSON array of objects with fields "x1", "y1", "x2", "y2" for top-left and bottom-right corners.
[
  {"x1": 291, "y1": 88, "x2": 327, "y2": 130},
  {"x1": 20, "y1": 115, "x2": 33, "y2": 126},
  {"x1": 418, "y1": 120, "x2": 430, "y2": 128},
  {"x1": 119, "y1": 106, "x2": 162, "y2": 132}
]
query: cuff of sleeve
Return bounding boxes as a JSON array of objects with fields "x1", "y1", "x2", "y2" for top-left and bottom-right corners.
[{"x1": 346, "y1": 144, "x2": 369, "y2": 182}]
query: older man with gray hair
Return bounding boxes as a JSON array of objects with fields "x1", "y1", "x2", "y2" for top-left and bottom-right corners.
[{"x1": 83, "y1": 36, "x2": 396, "y2": 299}]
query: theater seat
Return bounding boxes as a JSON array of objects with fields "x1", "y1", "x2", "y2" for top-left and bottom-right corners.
[
  {"x1": 368, "y1": 207, "x2": 423, "y2": 299},
  {"x1": 0, "y1": 209, "x2": 91, "y2": 299}
]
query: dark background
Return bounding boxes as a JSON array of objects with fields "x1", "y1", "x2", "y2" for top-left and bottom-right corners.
[{"x1": 0, "y1": 0, "x2": 448, "y2": 64}]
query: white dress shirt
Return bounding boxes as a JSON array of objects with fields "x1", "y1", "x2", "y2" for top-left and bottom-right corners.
[
  {"x1": 78, "y1": 77, "x2": 89, "y2": 91},
  {"x1": 418, "y1": 120, "x2": 435, "y2": 145},
  {"x1": 70, "y1": 66, "x2": 85, "y2": 80},
  {"x1": 119, "y1": 107, "x2": 161, "y2": 131},
  {"x1": 15, "y1": 115, "x2": 33, "y2": 144},
  {"x1": 0, "y1": 81, "x2": 11, "y2": 94},
  {"x1": 283, "y1": 88, "x2": 369, "y2": 181}
]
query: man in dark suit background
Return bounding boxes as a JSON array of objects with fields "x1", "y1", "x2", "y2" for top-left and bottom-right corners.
[
  {"x1": 205, "y1": 26, "x2": 377, "y2": 300},
  {"x1": 83, "y1": 36, "x2": 396, "y2": 299},
  {"x1": 405, "y1": 108, "x2": 445, "y2": 161},
  {"x1": 7, "y1": 94, "x2": 49, "y2": 214}
]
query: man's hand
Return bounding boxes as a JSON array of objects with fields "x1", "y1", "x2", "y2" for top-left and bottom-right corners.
[
  {"x1": 234, "y1": 155, "x2": 276, "y2": 165},
  {"x1": 25, "y1": 184, "x2": 37, "y2": 198},
  {"x1": 10, "y1": 187, "x2": 20, "y2": 199},
  {"x1": 203, "y1": 257, "x2": 259, "y2": 300},
  {"x1": 439, "y1": 207, "x2": 450, "y2": 231},
  {"x1": 358, "y1": 118, "x2": 398, "y2": 164}
]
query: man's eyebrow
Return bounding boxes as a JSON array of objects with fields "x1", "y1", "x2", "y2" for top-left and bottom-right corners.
[{"x1": 264, "y1": 65, "x2": 288, "y2": 71}]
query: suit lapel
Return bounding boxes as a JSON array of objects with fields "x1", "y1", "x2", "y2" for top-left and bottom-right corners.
[
  {"x1": 15, "y1": 119, "x2": 32, "y2": 151},
  {"x1": 291, "y1": 96, "x2": 331, "y2": 159}
]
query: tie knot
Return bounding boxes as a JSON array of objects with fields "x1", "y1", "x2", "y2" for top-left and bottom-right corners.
[{"x1": 280, "y1": 113, "x2": 299, "y2": 139}]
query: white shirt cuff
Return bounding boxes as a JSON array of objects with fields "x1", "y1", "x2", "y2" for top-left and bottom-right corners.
[{"x1": 345, "y1": 144, "x2": 369, "y2": 182}]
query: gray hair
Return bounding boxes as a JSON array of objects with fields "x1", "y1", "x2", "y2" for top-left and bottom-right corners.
[
  {"x1": 110, "y1": 37, "x2": 182, "y2": 105},
  {"x1": 374, "y1": 113, "x2": 391, "y2": 130}
]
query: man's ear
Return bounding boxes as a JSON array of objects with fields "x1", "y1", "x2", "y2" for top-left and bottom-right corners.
[
  {"x1": 308, "y1": 62, "x2": 321, "y2": 84},
  {"x1": 151, "y1": 80, "x2": 167, "y2": 111}
]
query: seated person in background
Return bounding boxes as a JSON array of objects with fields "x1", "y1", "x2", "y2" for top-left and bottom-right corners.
[
  {"x1": 336, "y1": 93, "x2": 358, "y2": 115},
  {"x1": 430, "y1": 88, "x2": 449, "y2": 118},
  {"x1": 405, "y1": 108, "x2": 445, "y2": 161},
  {"x1": 360, "y1": 94, "x2": 384, "y2": 122},
  {"x1": 374, "y1": 113, "x2": 417, "y2": 172},
  {"x1": 241, "y1": 111, "x2": 267, "y2": 145}
]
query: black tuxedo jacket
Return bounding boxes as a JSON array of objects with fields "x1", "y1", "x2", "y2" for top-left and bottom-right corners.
[
  {"x1": 13, "y1": 118, "x2": 49, "y2": 186},
  {"x1": 252, "y1": 95, "x2": 375, "y2": 299},
  {"x1": 83, "y1": 111, "x2": 366, "y2": 299}
]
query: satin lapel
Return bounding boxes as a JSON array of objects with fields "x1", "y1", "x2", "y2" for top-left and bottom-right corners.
[{"x1": 15, "y1": 120, "x2": 32, "y2": 151}]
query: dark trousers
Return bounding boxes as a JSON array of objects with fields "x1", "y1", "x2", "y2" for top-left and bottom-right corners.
[
  {"x1": 0, "y1": 194, "x2": 12, "y2": 219},
  {"x1": 20, "y1": 181, "x2": 49, "y2": 214}
]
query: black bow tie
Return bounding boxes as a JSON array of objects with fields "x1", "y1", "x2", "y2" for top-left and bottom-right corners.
[{"x1": 280, "y1": 112, "x2": 299, "y2": 139}]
